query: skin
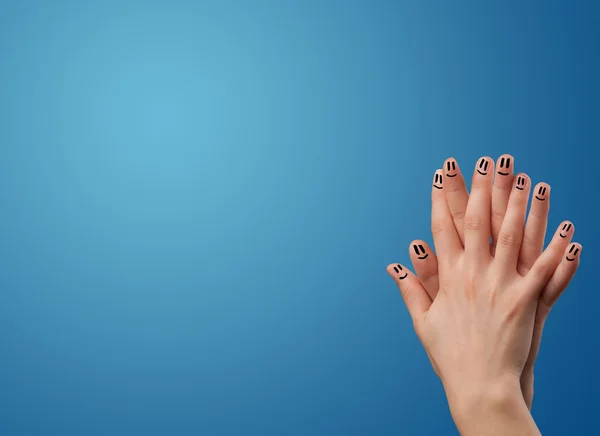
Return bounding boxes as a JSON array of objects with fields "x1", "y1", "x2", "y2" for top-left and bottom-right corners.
[
  {"x1": 408, "y1": 156, "x2": 579, "y2": 409},
  {"x1": 387, "y1": 156, "x2": 581, "y2": 433}
]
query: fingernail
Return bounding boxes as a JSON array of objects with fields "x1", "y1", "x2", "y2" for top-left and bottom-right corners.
[
  {"x1": 413, "y1": 244, "x2": 429, "y2": 260},
  {"x1": 559, "y1": 221, "x2": 573, "y2": 238},
  {"x1": 497, "y1": 154, "x2": 513, "y2": 176},
  {"x1": 433, "y1": 170, "x2": 443, "y2": 190},
  {"x1": 515, "y1": 174, "x2": 528, "y2": 191},
  {"x1": 476, "y1": 157, "x2": 490, "y2": 176},
  {"x1": 445, "y1": 158, "x2": 458, "y2": 178},
  {"x1": 566, "y1": 244, "x2": 581, "y2": 262},
  {"x1": 534, "y1": 184, "x2": 550, "y2": 201},
  {"x1": 392, "y1": 264, "x2": 408, "y2": 280}
]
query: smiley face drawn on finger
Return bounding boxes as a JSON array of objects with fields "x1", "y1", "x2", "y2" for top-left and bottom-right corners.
[
  {"x1": 560, "y1": 223, "x2": 572, "y2": 238},
  {"x1": 535, "y1": 185, "x2": 547, "y2": 201},
  {"x1": 446, "y1": 160, "x2": 458, "y2": 178},
  {"x1": 413, "y1": 244, "x2": 428, "y2": 260},
  {"x1": 497, "y1": 156, "x2": 511, "y2": 176},
  {"x1": 393, "y1": 264, "x2": 408, "y2": 279},
  {"x1": 433, "y1": 173, "x2": 443, "y2": 189},
  {"x1": 515, "y1": 176, "x2": 526, "y2": 191},
  {"x1": 476, "y1": 158, "x2": 489, "y2": 175},
  {"x1": 566, "y1": 244, "x2": 579, "y2": 261}
]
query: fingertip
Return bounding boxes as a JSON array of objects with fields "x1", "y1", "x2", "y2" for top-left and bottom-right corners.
[
  {"x1": 513, "y1": 173, "x2": 530, "y2": 191},
  {"x1": 564, "y1": 242, "x2": 582, "y2": 263},
  {"x1": 532, "y1": 182, "x2": 551, "y2": 202}
]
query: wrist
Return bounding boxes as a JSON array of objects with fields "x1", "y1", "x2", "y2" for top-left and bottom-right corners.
[{"x1": 445, "y1": 377, "x2": 537, "y2": 435}]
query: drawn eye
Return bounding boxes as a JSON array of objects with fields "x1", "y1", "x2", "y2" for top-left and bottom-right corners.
[{"x1": 497, "y1": 157, "x2": 511, "y2": 175}]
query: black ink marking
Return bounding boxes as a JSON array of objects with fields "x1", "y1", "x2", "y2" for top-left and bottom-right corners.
[
  {"x1": 446, "y1": 161, "x2": 458, "y2": 177},
  {"x1": 497, "y1": 156, "x2": 509, "y2": 175},
  {"x1": 414, "y1": 244, "x2": 428, "y2": 260},
  {"x1": 393, "y1": 266, "x2": 399, "y2": 273},
  {"x1": 516, "y1": 176, "x2": 525, "y2": 190},
  {"x1": 560, "y1": 223, "x2": 572, "y2": 238}
]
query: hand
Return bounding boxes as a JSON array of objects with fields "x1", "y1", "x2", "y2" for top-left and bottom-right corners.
[
  {"x1": 387, "y1": 157, "x2": 581, "y2": 434},
  {"x1": 406, "y1": 155, "x2": 580, "y2": 409}
]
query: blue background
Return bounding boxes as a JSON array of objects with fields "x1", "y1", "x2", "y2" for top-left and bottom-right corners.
[{"x1": 0, "y1": 0, "x2": 597, "y2": 434}]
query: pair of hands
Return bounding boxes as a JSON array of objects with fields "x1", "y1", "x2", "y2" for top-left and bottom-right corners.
[{"x1": 387, "y1": 155, "x2": 580, "y2": 434}]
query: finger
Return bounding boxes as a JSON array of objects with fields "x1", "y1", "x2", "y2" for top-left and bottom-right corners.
[
  {"x1": 387, "y1": 263, "x2": 431, "y2": 322},
  {"x1": 431, "y1": 169, "x2": 462, "y2": 264},
  {"x1": 517, "y1": 183, "x2": 551, "y2": 275},
  {"x1": 523, "y1": 221, "x2": 574, "y2": 293},
  {"x1": 539, "y1": 242, "x2": 582, "y2": 308},
  {"x1": 493, "y1": 173, "x2": 531, "y2": 271},
  {"x1": 409, "y1": 240, "x2": 439, "y2": 300},
  {"x1": 464, "y1": 157, "x2": 494, "y2": 261},
  {"x1": 491, "y1": 154, "x2": 515, "y2": 255},
  {"x1": 443, "y1": 157, "x2": 468, "y2": 245}
]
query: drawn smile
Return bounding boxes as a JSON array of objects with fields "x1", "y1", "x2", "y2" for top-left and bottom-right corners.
[
  {"x1": 566, "y1": 244, "x2": 579, "y2": 262},
  {"x1": 414, "y1": 244, "x2": 428, "y2": 261},
  {"x1": 560, "y1": 223, "x2": 572, "y2": 238},
  {"x1": 535, "y1": 186, "x2": 547, "y2": 201},
  {"x1": 476, "y1": 158, "x2": 489, "y2": 176},
  {"x1": 393, "y1": 265, "x2": 408, "y2": 280},
  {"x1": 497, "y1": 156, "x2": 511, "y2": 176},
  {"x1": 433, "y1": 173, "x2": 443, "y2": 189},
  {"x1": 446, "y1": 160, "x2": 457, "y2": 178}
]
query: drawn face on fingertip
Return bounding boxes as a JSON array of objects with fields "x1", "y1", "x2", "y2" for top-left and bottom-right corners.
[
  {"x1": 515, "y1": 176, "x2": 527, "y2": 191},
  {"x1": 476, "y1": 158, "x2": 489, "y2": 175},
  {"x1": 535, "y1": 185, "x2": 548, "y2": 201},
  {"x1": 433, "y1": 173, "x2": 443, "y2": 189},
  {"x1": 560, "y1": 223, "x2": 572, "y2": 238},
  {"x1": 566, "y1": 244, "x2": 579, "y2": 261},
  {"x1": 497, "y1": 156, "x2": 511, "y2": 176},
  {"x1": 413, "y1": 244, "x2": 428, "y2": 260},
  {"x1": 393, "y1": 264, "x2": 408, "y2": 279},
  {"x1": 446, "y1": 160, "x2": 457, "y2": 178}
]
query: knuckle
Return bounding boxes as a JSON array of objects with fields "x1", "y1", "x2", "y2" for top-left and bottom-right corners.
[
  {"x1": 431, "y1": 219, "x2": 446, "y2": 235},
  {"x1": 498, "y1": 231, "x2": 519, "y2": 248},
  {"x1": 451, "y1": 209, "x2": 466, "y2": 221},
  {"x1": 464, "y1": 215, "x2": 483, "y2": 231},
  {"x1": 471, "y1": 179, "x2": 487, "y2": 190},
  {"x1": 491, "y1": 209, "x2": 506, "y2": 223},
  {"x1": 521, "y1": 233, "x2": 537, "y2": 248}
]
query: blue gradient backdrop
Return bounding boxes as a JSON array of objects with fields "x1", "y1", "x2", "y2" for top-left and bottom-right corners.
[{"x1": 0, "y1": 0, "x2": 598, "y2": 434}]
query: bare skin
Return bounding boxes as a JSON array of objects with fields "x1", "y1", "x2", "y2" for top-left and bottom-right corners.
[
  {"x1": 387, "y1": 157, "x2": 581, "y2": 434},
  {"x1": 406, "y1": 155, "x2": 578, "y2": 409}
]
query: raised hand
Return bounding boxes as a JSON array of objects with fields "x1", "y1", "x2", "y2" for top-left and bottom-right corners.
[
  {"x1": 404, "y1": 156, "x2": 580, "y2": 409},
  {"x1": 387, "y1": 157, "x2": 581, "y2": 434}
]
